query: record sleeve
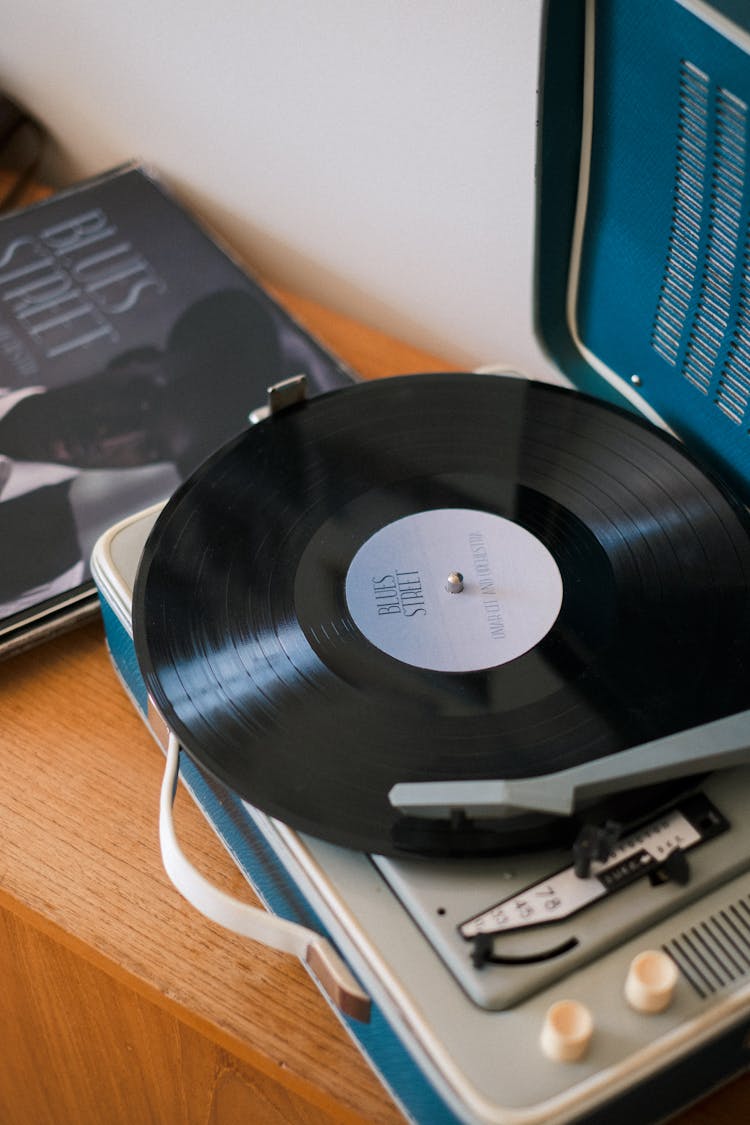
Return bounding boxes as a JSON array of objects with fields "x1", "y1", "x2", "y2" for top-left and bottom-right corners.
[{"x1": 0, "y1": 163, "x2": 353, "y2": 657}]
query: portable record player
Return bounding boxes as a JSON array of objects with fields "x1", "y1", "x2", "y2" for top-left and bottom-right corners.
[{"x1": 91, "y1": 2, "x2": 750, "y2": 1122}]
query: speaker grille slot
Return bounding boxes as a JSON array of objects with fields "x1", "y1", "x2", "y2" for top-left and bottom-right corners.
[{"x1": 663, "y1": 896, "x2": 750, "y2": 999}]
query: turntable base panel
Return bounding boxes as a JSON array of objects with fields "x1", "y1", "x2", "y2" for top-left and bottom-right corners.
[
  {"x1": 373, "y1": 774, "x2": 750, "y2": 1010},
  {"x1": 260, "y1": 801, "x2": 750, "y2": 1122}
]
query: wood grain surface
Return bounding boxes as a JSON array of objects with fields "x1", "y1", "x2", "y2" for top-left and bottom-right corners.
[{"x1": 0, "y1": 171, "x2": 748, "y2": 1124}]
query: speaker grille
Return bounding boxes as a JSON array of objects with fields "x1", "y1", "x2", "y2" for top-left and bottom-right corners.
[
  {"x1": 663, "y1": 895, "x2": 750, "y2": 999},
  {"x1": 651, "y1": 61, "x2": 750, "y2": 431}
]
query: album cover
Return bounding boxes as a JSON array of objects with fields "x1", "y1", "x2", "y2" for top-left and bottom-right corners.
[{"x1": 0, "y1": 162, "x2": 354, "y2": 656}]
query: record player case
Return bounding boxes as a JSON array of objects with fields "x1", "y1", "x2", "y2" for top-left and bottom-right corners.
[{"x1": 91, "y1": 2, "x2": 750, "y2": 1123}]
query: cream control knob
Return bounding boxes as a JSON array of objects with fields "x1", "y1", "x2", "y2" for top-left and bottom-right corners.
[
  {"x1": 625, "y1": 950, "x2": 678, "y2": 1013},
  {"x1": 540, "y1": 999, "x2": 593, "y2": 1062}
]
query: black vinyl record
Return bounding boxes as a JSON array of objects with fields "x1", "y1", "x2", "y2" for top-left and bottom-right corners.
[{"x1": 133, "y1": 373, "x2": 750, "y2": 857}]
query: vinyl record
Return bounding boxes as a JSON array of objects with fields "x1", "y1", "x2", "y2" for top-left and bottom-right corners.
[{"x1": 133, "y1": 373, "x2": 750, "y2": 857}]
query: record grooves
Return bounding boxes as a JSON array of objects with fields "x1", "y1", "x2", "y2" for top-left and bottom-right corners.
[{"x1": 133, "y1": 373, "x2": 750, "y2": 857}]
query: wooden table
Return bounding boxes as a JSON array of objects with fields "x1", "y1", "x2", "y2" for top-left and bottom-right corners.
[{"x1": 2, "y1": 175, "x2": 749, "y2": 1125}]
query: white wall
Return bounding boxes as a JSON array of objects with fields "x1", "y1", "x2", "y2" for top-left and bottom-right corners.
[{"x1": 0, "y1": 1, "x2": 558, "y2": 379}]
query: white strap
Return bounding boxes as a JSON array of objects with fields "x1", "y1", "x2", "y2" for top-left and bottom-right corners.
[{"x1": 159, "y1": 732, "x2": 370, "y2": 1022}]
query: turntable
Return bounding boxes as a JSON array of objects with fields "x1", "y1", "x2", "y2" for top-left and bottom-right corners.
[{"x1": 92, "y1": 2, "x2": 750, "y2": 1123}]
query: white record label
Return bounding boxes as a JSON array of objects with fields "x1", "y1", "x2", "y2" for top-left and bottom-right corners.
[{"x1": 345, "y1": 508, "x2": 563, "y2": 672}]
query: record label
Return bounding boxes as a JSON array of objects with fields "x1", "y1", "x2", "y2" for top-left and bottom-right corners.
[{"x1": 344, "y1": 508, "x2": 563, "y2": 672}]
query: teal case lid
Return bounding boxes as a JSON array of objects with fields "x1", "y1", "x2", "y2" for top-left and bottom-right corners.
[{"x1": 538, "y1": 0, "x2": 750, "y2": 501}]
